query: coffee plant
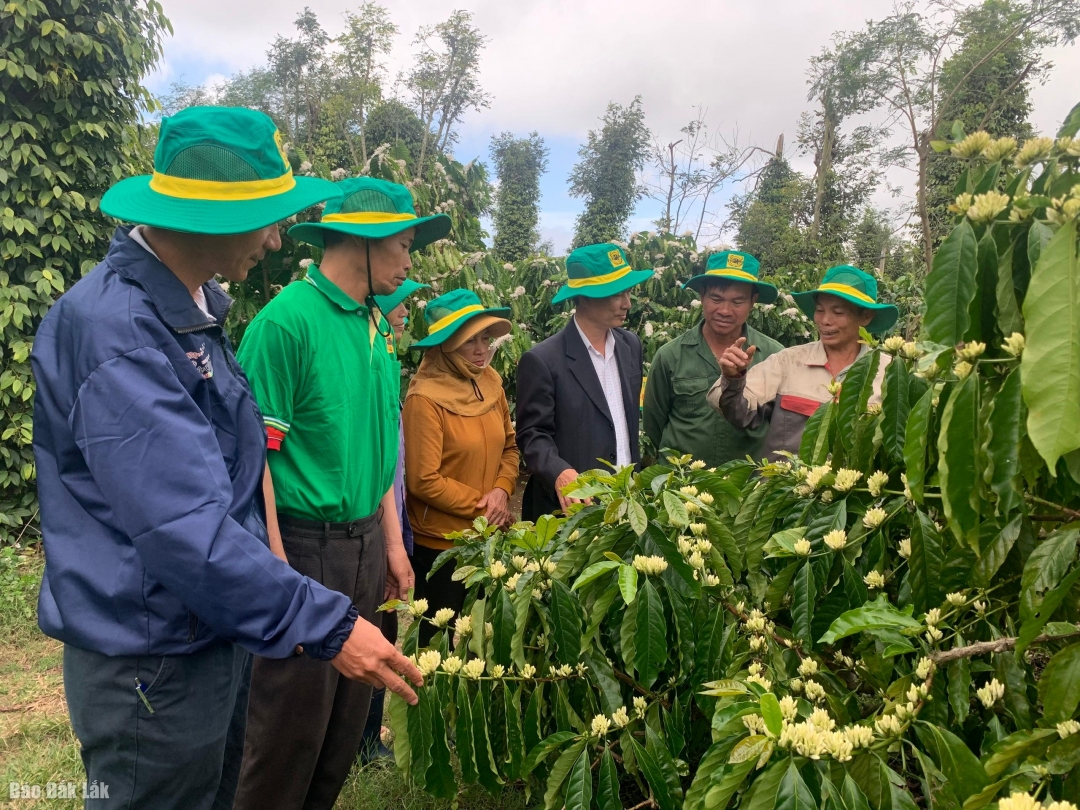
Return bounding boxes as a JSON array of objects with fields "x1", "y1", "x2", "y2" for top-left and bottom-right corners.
[{"x1": 384, "y1": 104, "x2": 1080, "y2": 809}]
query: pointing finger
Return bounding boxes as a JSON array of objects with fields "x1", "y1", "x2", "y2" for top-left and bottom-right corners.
[{"x1": 381, "y1": 666, "x2": 419, "y2": 705}]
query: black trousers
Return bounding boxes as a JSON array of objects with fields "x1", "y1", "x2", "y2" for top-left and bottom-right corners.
[
  {"x1": 411, "y1": 543, "x2": 466, "y2": 648},
  {"x1": 63, "y1": 639, "x2": 251, "y2": 810},
  {"x1": 234, "y1": 513, "x2": 386, "y2": 810}
]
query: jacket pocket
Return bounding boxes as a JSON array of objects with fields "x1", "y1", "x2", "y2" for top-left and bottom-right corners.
[{"x1": 778, "y1": 394, "x2": 823, "y2": 418}]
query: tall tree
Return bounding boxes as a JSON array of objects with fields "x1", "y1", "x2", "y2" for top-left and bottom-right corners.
[
  {"x1": 490, "y1": 133, "x2": 549, "y2": 262},
  {"x1": 408, "y1": 10, "x2": 490, "y2": 175},
  {"x1": 0, "y1": 0, "x2": 169, "y2": 542},
  {"x1": 333, "y1": 3, "x2": 397, "y2": 166},
  {"x1": 926, "y1": 0, "x2": 1040, "y2": 246},
  {"x1": 569, "y1": 97, "x2": 651, "y2": 249},
  {"x1": 812, "y1": 0, "x2": 1079, "y2": 273}
]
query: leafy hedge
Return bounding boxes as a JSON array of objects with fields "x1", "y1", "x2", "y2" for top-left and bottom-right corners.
[
  {"x1": 0, "y1": 0, "x2": 168, "y2": 544},
  {"x1": 385, "y1": 108, "x2": 1080, "y2": 809}
]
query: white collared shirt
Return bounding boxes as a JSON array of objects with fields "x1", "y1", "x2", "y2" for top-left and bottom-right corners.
[
  {"x1": 129, "y1": 225, "x2": 212, "y2": 320},
  {"x1": 574, "y1": 316, "x2": 632, "y2": 468}
]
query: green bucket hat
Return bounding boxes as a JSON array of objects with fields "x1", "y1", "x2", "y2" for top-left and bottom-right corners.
[
  {"x1": 550, "y1": 243, "x2": 654, "y2": 305},
  {"x1": 792, "y1": 265, "x2": 899, "y2": 333},
  {"x1": 100, "y1": 106, "x2": 339, "y2": 235},
  {"x1": 374, "y1": 278, "x2": 429, "y2": 317},
  {"x1": 412, "y1": 288, "x2": 511, "y2": 349},
  {"x1": 288, "y1": 177, "x2": 451, "y2": 251},
  {"x1": 683, "y1": 250, "x2": 778, "y2": 304}
]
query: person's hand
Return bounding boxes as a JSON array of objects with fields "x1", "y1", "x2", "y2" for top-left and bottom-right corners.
[
  {"x1": 719, "y1": 337, "x2": 757, "y2": 378},
  {"x1": 331, "y1": 615, "x2": 424, "y2": 705},
  {"x1": 384, "y1": 541, "x2": 414, "y2": 601},
  {"x1": 476, "y1": 488, "x2": 513, "y2": 530},
  {"x1": 555, "y1": 468, "x2": 588, "y2": 513}
]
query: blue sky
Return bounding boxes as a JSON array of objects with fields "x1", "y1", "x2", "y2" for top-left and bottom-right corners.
[{"x1": 146, "y1": 0, "x2": 1080, "y2": 254}]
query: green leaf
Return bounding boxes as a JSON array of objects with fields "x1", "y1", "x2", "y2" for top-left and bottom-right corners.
[
  {"x1": 982, "y1": 728, "x2": 1058, "y2": 778},
  {"x1": 1022, "y1": 219, "x2": 1080, "y2": 470},
  {"x1": 947, "y1": 654, "x2": 971, "y2": 725},
  {"x1": 1058, "y1": 100, "x2": 1080, "y2": 138},
  {"x1": 628, "y1": 498, "x2": 648, "y2": 536},
  {"x1": 775, "y1": 760, "x2": 817, "y2": 810},
  {"x1": 819, "y1": 594, "x2": 923, "y2": 645},
  {"x1": 407, "y1": 687, "x2": 432, "y2": 791},
  {"x1": 909, "y1": 509, "x2": 945, "y2": 615},
  {"x1": 915, "y1": 722, "x2": 988, "y2": 803},
  {"x1": 924, "y1": 218, "x2": 978, "y2": 346},
  {"x1": 635, "y1": 578, "x2": 667, "y2": 689},
  {"x1": 511, "y1": 578, "x2": 532, "y2": 669},
  {"x1": 564, "y1": 748, "x2": 593, "y2": 810},
  {"x1": 544, "y1": 739, "x2": 587, "y2": 810},
  {"x1": 837, "y1": 352, "x2": 880, "y2": 447},
  {"x1": 572, "y1": 560, "x2": 620, "y2": 592},
  {"x1": 388, "y1": 692, "x2": 412, "y2": 774},
  {"x1": 1028, "y1": 219, "x2": 1054, "y2": 273},
  {"x1": 426, "y1": 681, "x2": 457, "y2": 799},
  {"x1": 792, "y1": 561, "x2": 816, "y2": 646},
  {"x1": 504, "y1": 684, "x2": 525, "y2": 781},
  {"x1": 628, "y1": 734, "x2": 678, "y2": 810},
  {"x1": 596, "y1": 747, "x2": 622, "y2": 810},
  {"x1": 548, "y1": 579, "x2": 583, "y2": 664},
  {"x1": 620, "y1": 593, "x2": 638, "y2": 672},
  {"x1": 903, "y1": 386, "x2": 935, "y2": 503},
  {"x1": 766, "y1": 561, "x2": 801, "y2": 612},
  {"x1": 522, "y1": 730, "x2": 577, "y2": 777},
  {"x1": 881, "y1": 356, "x2": 911, "y2": 464},
  {"x1": 489, "y1": 587, "x2": 515, "y2": 666},
  {"x1": 1020, "y1": 527, "x2": 1079, "y2": 620},
  {"x1": 759, "y1": 693, "x2": 783, "y2": 737},
  {"x1": 741, "y1": 757, "x2": 788, "y2": 810},
  {"x1": 799, "y1": 399, "x2": 829, "y2": 464},
  {"x1": 994, "y1": 650, "x2": 1033, "y2": 729},
  {"x1": 938, "y1": 374, "x2": 980, "y2": 545},
  {"x1": 583, "y1": 651, "x2": 624, "y2": 716},
  {"x1": 710, "y1": 701, "x2": 759, "y2": 735},
  {"x1": 646, "y1": 723, "x2": 683, "y2": 805},
  {"x1": 619, "y1": 564, "x2": 639, "y2": 605},
  {"x1": 456, "y1": 680, "x2": 478, "y2": 784},
  {"x1": 967, "y1": 231, "x2": 1001, "y2": 346},
  {"x1": 1017, "y1": 565, "x2": 1080, "y2": 654},
  {"x1": 663, "y1": 489, "x2": 689, "y2": 527},
  {"x1": 973, "y1": 516, "x2": 1022, "y2": 588},
  {"x1": 1038, "y1": 643, "x2": 1080, "y2": 725}
]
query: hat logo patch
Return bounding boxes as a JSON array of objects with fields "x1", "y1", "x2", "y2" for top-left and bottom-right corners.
[
  {"x1": 726, "y1": 254, "x2": 744, "y2": 270},
  {"x1": 274, "y1": 130, "x2": 290, "y2": 168},
  {"x1": 608, "y1": 249, "x2": 625, "y2": 268}
]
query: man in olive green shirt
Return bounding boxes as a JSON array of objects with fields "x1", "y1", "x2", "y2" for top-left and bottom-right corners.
[{"x1": 643, "y1": 251, "x2": 783, "y2": 467}]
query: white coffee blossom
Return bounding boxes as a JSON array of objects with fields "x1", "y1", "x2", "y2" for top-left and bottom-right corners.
[
  {"x1": 925, "y1": 608, "x2": 942, "y2": 627},
  {"x1": 407, "y1": 598, "x2": 429, "y2": 617},
  {"x1": 926, "y1": 626, "x2": 944, "y2": 643},
  {"x1": 417, "y1": 650, "x2": 442, "y2": 677},
  {"x1": 1057, "y1": 720, "x2": 1080, "y2": 738},
  {"x1": 867, "y1": 471, "x2": 889, "y2": 497},
  {"x1": 441, "y1": 655, "x2": 463, "y2": 675},
  {"x1": 799, "y1": 658, "x2": 819, "y2": 676},
  {"x1": 805, "y1": 464, "x2": 832, "y2": 490},
  {"x1": 790, "y1": 678, "x2": 804, "y2": 693},
  {"x1": 746, "y1": 673, "x2": 772, "y2": 690},
  {"x1": 1002, "y1": 332, "x2": 1025, "y2": 357},
  {"x1": 915, "y1": 657, "x2": 934, "y2": 680},
  {"x1": 454, "y1": 615, "x2": 473, "y2": 637},
  {"x1": 504, "y1": 573, "x2": 521, "y2": 592},
  {"x1": 804, "y1": 680, "x2": 826, "y2": 702},
  {"x1": 898, "y1": 538, "x2": 912, "y2": 558},
  {"x1": 742, "y1": 713, "x2": 769, "y2": 735},
  {"x1": 882, "y1": 336, "x2": 906, "y2": 353},
  {"x1": 973, "y1": 599, "x2": 987, "y2": 614},
  {"x1": 704, "y1": 573, "x2": 721, "y2": 587},
  {"x1": 833, "y1": 468, "x2": 862, "y2": 492},
  {"x1": 794, "y1": 538, "x2": 812, "y2": 556},
  {"x1": 863, "y1": 507, "x2": 887, "y2": 529},
  {"x1": 875, "y1": 714, "x2": 903, "y2": 737},
  {"x1": 951, "y1": 131, "x2": 992, "y2": 158},
  {"x1": 521, "y1": 664, "x2": 536, "y2": 679},
  {"x1": 983, "y1": 136, "x2": 1017, "y2": 162},
  {"x1": 511, "y1": 555, "x2": 528, "y2": 571},
  {"x1": 611, "y1": 706, "x2": 630, "y2": 728},
  {"x1": 634, "y1": 696, "x2": 648, "y2": 717},
  {"x1": 462, "y1": 658, "x2": 486, "y2": 679},
  {"x1": 698, "y1": 492, "x2": 714, "y2": 505},
  {"x1": 977, "y1": 678, "x2": 1005, "y2": 708},
  {"x1": 298, "y1": 258, "x2": 314, "y2": 269},
  {"x1": 690, "y1": 522, "x2": 707, "y2": 536},
  {"x1": 998, "y1": 794, "x2": 1043, "y2": 810},
  {"x1": 632, "y1": 555, "x2": 669, "y2": 576},
  {"x1": 489, "y1": 560, "x2": 508, "y2": 579},
  {"x1": 749, "y1": 635, "x2": 768, "y2": 652},
  {"x1": 966, "y1": 192, "x2": 1010, "y2": 224},
  {"x1": 432, "y1": 608, "x2": 455, "y2": 628},
  {"x1": 864, "y1": 571, "x2": 886, "y2": 589},
  {"x1": 779, "y1": 695, "x2": 799, "y2": 721},
  {"x1": 824, "y1": 530, "x2": 847, "y2": 551},
  {"x1": 689, "y1": 459, "x2": 706, "y2": 470},
  {"x1": 590, "y1": 714, "x2": 611, "y2": 738},
  {"x1": 680, "y1": 485, "x2": 698, "y2": 497},
  {"x1": 1014, "y1": 136, "x2": 1055, "y2": 168},
  {"x1": 946, "y1": 592, "x2": 966, "y2": 606},
  {"x1": 511, "y1": 286, "x2": 526, "y2": 299},
  {"x1": 491, "y1": 664, "x2": 505, "y2": 679}
]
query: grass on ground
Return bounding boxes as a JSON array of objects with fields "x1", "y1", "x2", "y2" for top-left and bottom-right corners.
[{"x1": 0, "y1": 548, "x2": 531, "y2": 809}]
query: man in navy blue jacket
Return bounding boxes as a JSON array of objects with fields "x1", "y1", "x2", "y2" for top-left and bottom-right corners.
[{"x1": 31, "y1": 107, "x2": 422, "y2": 810}]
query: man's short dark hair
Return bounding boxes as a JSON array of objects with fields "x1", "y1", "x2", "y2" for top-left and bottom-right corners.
[{"x1": 320, "y1": 230, "x2": 353, "y2": 251}]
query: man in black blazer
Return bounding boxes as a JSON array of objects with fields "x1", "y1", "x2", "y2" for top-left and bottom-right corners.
[{"x1": 516, "y1": 243, "x2": 654, "y2": 521}]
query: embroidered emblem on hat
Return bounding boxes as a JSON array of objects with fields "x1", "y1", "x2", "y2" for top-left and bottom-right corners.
[
  {"x1": 273, "y1": 130, "x2": 290, "y2": 166},
  {"x1": 608, "y1": 249, "x2": 625, "y2": 268},
  {"x1": 187, "y1": 344, "x2": 214, "y2": 379},
  {"x1": 726, "y1": 254, "x2": 745, "y2": 270}
]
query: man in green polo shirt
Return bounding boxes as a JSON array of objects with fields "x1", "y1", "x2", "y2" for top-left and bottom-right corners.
[
  {"x1": 643, "y1": 250, "x2": 783, "y2": 467},
  {"x1": 234, "y1": 177, "x2": 450, "y2": 810}
]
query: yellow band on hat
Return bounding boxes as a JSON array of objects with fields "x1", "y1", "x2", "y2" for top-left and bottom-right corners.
[
  {"x1": 427, "y1": 304, "x2": 485, "y2": 334},
  {"x1": 566, "y1": 265, "x2": 633, "y2": 289},
  {"x1": 705, "y1": 269, "x2": 758, "y2": 283},
  {"x1": 148, "y1": 169, "x2": 296, "y2": 201},
  {"x1": 321, "y1": 212, "x2": 419, "y2": 225},
  {"x1": 817, "y1": 283, "x2": 876, "y2": 304}
]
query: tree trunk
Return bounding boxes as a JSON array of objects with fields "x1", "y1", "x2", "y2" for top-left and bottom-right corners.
[
  {"x1": 917, "y1": 132, "x2": 933, "y2": 276},
  {"x1": 810, "y1": 100, "x2": 835, "y2": 244}
]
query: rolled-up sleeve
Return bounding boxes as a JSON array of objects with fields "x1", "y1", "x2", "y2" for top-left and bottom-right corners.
[{"x1": 70, "y1": 347, "x2": 352, "y2": 660}]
